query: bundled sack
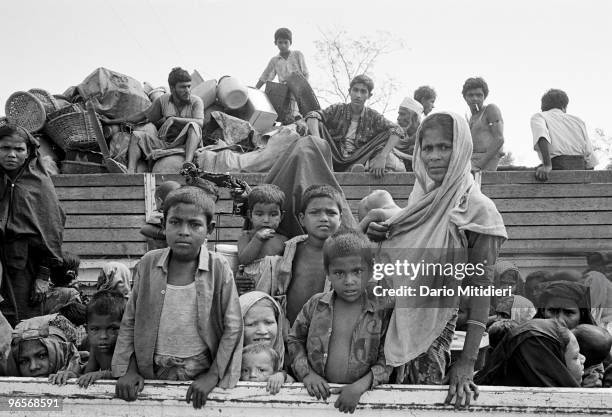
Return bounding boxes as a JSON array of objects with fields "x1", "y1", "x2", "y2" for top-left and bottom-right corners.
[{"x1": 75, "y1": 67, "x2": 151, "y2": 119}]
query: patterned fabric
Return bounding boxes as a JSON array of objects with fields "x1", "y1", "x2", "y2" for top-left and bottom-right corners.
[
  {"x1": 259, "y1": 50, "x2": 309, "y2": 83},
  {"x1": 306, "y1": 103, "x2": 404, "y2": 152},
  {"x1": 7, "y1": 313, "x2": 81, "y2": 376},
  {"x1": 153, "y1": 350, "x2": 212, "y2": 381},
  {"x1": 394, "y1": 314, "x2": 457, "y2": 384},
  {"x1": 287, "y1": 289, "x2": 393, "y2": 388}
]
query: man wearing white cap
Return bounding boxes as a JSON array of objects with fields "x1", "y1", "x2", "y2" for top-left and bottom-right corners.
[{"x1": 394, "y1": 97, "x2": 423, "y2": 171}]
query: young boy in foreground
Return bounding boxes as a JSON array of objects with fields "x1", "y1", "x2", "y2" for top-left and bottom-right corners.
[
  {"x1": 112, "y1": 186, "x2": 243, "y2": 409},
  {"x1": 288, "y1": 231, "x2": 392, "y2": 413}
]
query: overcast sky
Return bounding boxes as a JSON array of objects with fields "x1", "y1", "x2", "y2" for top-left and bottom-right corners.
[{"x1": 2, "y1": 0, "x2": 611, "y2": 166}]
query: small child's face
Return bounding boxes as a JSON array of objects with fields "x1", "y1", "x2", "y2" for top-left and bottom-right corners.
[
  {"x1": 0, "y1": 134, "x2": 29, "y2": 172},
  {"x1": 249, "y1": 202, "x2": 282, "y2": 231},
  {"x1": 299, "y1": 197, "x2": 341, "y2": 241},
  {"x1": 18, "y1": 339, "x2": 50, "y2": 377},
  {"x1": 327, "y1": 255, "x2": 368, "y2": 303},
  {"x1": 165, "y1": 203, "x2": 211, "y2": 260},
  {"x1": 241, "y1": 351, "x2": 275, "y2": 382},
  {"x1": 275, "y1": 38, "x2": 291, "y2": 54},
  {"x1": 244, "y1": 303, "x2": 278, "y2": 345},
  {"x1": 564, "y1": 332, "x2": 586, "y2": 385},
  {"x1": 87, "y1": 313, "x2": 121, "y2": 353}
]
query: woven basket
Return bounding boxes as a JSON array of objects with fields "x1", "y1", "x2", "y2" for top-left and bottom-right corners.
[
  {"x1": 5, "y1": 91, "x2": 46, "y2": 133},
  {"x1": 28, "y1": 89, "x2": 59, "y2": 114},
  {"x1": 47, "y1": 104, "x2": 82, "y2": 119},
  {"x1": 60, "y1": 160, "x2": 107, "y2": 174},
  {"x1": 46, "y1": 108, "x2": 101, "y2": 151},
  {"x1": 0, "y1": 117, "x2": 7, "y2": 128}
]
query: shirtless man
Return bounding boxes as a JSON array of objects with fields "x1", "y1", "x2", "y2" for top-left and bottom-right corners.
[{"x1": 463, "y1": 77, "x2": 505, "y2": 173}]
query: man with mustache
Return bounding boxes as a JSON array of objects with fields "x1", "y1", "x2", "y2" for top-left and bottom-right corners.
[{"x1": 102, "y1": 67, "x2": 204, "y2": 173}]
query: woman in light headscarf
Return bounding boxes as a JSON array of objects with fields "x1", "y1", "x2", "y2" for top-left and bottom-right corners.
[
  {"x1": 6, "y1": 314, "x2": 80, "y2": 379},
  {"x1": 494, "y1": 295, "x2": 536, "y2": 324},
  {"x1": 96, "y1": 262, "x2": 131, "y2": 298},
  {"x1": 365, "y1": 112, "x2": 507, "y2": 407}
]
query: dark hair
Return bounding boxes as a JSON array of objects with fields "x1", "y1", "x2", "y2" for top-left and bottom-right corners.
[
  {"x1": 59, "y1": 302, "x2": 87, "y2": 326},
  {"x1": 155, "y1": 181, "x2": 181, "y2": 203},
  {"x1": 488, "y1": 319, "x2": 519, "y2": 348},
  {"x1": 541, "y1": 89, "x2": 569, "y2": 112},
  {"x1": 50, "y1": 252, "x2": 81, "y2": 287},
  {"x1": 300, "y1": 184, "x2": 343, "y2": 214},
  {"x1": 350, "y1": 74, "x2": 374, "y2": 94},
  {"x1": 248, "y1": 184, "x2": 285, "y2": 211},
  {"x1": 274, "y1": 27, "x2": 292, "y2": 43},
  {"x1": 573, "y1": 324, "x2": 612, "y2": 367},
  {"x1": 462, "y1": 77, "x2": 489, "y2": 98},
  {"x1": 323, "y1": 230, "x2": 372, "y2": 270},
  {"x1": 163, "y1": 186, "x2": 216, "y2": 224},
  {"x1": 418, "y1": 113, "x2": 454, "y2": 145},
  {"x1": 87, "y1": 290, "x2": 126, "y2": 323},
  {"x1": 0, "y1": 124, "x2": 36, "y2": 154},
  {"x1": 168, "y1": 67, "x2": 191, "y2": 89},
  {"x1": 183, "y1": 177, "x2": 219, "y2": 202},
  {"x1": 414, "y1": 85, "x2": 436, "y2": 103},
  {"x1": 242, "y1": 343, "x2": 280, "y2": 371}
]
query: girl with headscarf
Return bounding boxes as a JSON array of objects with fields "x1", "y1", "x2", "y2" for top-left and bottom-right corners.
[
  {"x1": 6, "y1": 314, "x2": 80, "y2": 380},
  {"x1": 0, "y1": 125, "x2": 66, "y2": 325},
  {"x1": 535, "y1": 281, "x2": 595, "y2": 329},
  {"x1": 474, "y1": 319, "x2": 585, "y2": 387},
  {"x1": 239, "y1": 291, "x2": 290, "y2": 394},
  {"x1": 365, "y1": 112, "x2": 507, "y2": 407},
  {"x1": 96, "y1": 262, "x2": 132, "y2": 298}
]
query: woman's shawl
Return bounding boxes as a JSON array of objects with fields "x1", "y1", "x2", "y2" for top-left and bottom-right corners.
[
  {"x1": 239, "y1": 291, "x2": 286, "y2": 368},
  {"x1": 6, "y1": 313, "x2": 80, "y2": 376},
  {"x1": 495, "y1": 295, "x2": 536, "y2": 324},
  {"x1": 584, "y1": 271, "x2": 612, "y2": 328},
  {"x1": 97, "y1": 262, "x2": 132, "y2": 297},
  {"x1": 0, "y1": 127, "x2": 65, "y2": 266},
  {"x1": 474, "y1": 319, "x2": 579, "y2": 387},
  {"x1": 379, "y1": 111, "x2": 507, "y2": 366},
  {"x1": 535, "y1": 281, "x2": 596, "y2": 325}
]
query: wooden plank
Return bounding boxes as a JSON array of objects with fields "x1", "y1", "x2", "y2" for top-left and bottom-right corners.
[
  {"x1": 1, "y1": 378, "x2": 612, "y2": 416},
  {"x1": 52, "y1": 173, "x2": 144, "y2": 187},
  {"x1": 210, "y1": 227, "x2": 243, "y2": 242},
  {"x1": 501, "y1": 239, "x2": 612, "y2": 254},
  {"x1": 507, "y1": 225, "x2": 612, "y2": 239},
  {"x1": 55, "y1": 186, "x2": 145, "y2": 200},
  {"x1": 62, "y1": 242, "x2": 147, "y2": 256},
  {"x1": 492, "y1": 198, "x2": 612, "y2": 212},
  {"x1": 502, "y1": 211, "x2": 612, "y2": 226},
  {"x1": 482, "y1": 170, "x2": 612, "y2": 185},
  {"x1": 64, "y1": 229, "x2": 146, "y2": 242},
  {"x1": 65, "y1": 215, "x2": 146, "y2": 228},
  {"x1": 61, "y1": 200, "x2": 145, "y2": 214},
  {"x1": 481, "y1": 183, "x2": 612, "y2": 199}
]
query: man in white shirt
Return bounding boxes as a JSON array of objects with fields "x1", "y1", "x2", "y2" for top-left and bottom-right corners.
[{"x1": 531, "y1": 89, "x2": 597, "y2": 181}]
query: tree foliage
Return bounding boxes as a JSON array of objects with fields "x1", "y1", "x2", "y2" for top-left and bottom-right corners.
[{"x1": 313, "y1": 29, "x2": 405, "y2": 115}]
